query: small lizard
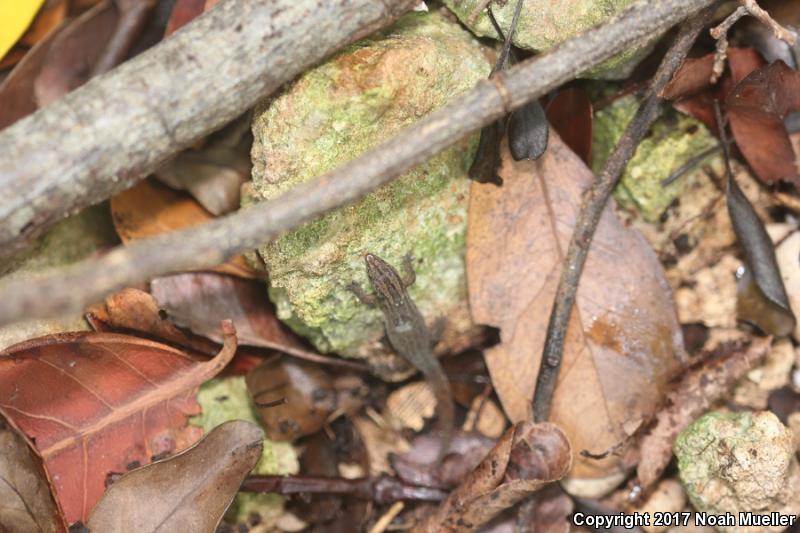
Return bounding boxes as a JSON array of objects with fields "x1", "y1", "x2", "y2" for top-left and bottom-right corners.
[{"x1": 348, "y1": 253, "x2": 454, "y2": 464}]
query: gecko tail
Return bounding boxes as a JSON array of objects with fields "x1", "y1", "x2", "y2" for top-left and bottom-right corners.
[{"x1": 429, "y1": 368, "x2": 454, "y2": 467}]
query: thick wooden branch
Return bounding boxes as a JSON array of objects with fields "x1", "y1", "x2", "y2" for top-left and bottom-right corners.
[
  {"x1": 0, "y1": 0, "x2": 419, "y2": 259},
  {"x1": 0, "y1": 0, "x2": 716, "y2": 326}
]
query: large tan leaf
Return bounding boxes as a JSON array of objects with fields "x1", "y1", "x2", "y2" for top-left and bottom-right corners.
[{"x1": 466, "y1": 134, "x2": 685, "y2": 479}]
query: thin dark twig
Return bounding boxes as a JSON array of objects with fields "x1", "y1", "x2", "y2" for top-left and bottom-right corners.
[
  {"x1": 660, "y1": 137, "x2": 734, "y2": 187},
  {"x1": 492, "y1": 0, "x2": 525, "y2": 73},
  {"x1": 239, "y1": 474, "x2": 447, "y2": 505},
  {"x1": 531, "y1": 9, "x2": 714, "y2": 423},
  {"x1": 0, "y1": 0, "x2": 717, "y2": 327}
]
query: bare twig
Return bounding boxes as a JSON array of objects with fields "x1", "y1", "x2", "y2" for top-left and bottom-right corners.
[
  {"x1": 0, "y1": 0, "x2": 717, "y2": 327},
  {"x1": 0, "y1": 0, "x2": 420, "y2": 259},
  {"x1": 531, "y1": 9, "x2": 714, "y2": 423},
  {"x1": 239, "y1": 475, "x2": 446, "y2": 505},
  {"x1": 709, "y1": 0, "x2": 798, "y2": 83}
]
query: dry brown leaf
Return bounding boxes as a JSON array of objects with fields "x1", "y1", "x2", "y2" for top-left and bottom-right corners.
[
  {"x1": 86, "y1": 420, "x2": 263, "y2": 532},
  {"x1": 245, "y1": 357, "x2": 337, "y2": 441},
  {"x1": 467, "y1": 134, "x2": 685, "y2": 480},
  {"x1": 413, "y1": 421, "x2": 571, "y2": 532},
  {"x1": 20, "y1": 0, "x2": 67, "y2": 47},
  {"x1": 34, "y1": 0, "x2": 118, "y2": 106},
  {"x1": 110, "y1": 179, "x2": 258, "y2": 279},
  {"x1": 0, "y1": 418, "x2": 64, "y2": 533},
  {"x1": 634, "y1": 336, "x2": 771, "y2": 492}
]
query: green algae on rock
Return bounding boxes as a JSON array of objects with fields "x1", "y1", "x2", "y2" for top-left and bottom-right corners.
[
  {"x1": 675, "y1": 410, "x2": 800, "y2": 533},
  {"x1": 441, "y1": 0, "x2": 648, "y2": 79},
  {"x1": 249, "y1": 12, "x2": 490, "y2": 372},
  {"x1": 592, "y1": 95, "x2": 717, "y2": 222}
]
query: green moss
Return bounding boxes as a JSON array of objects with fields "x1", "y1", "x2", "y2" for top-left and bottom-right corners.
[
  {"x1": 441, "y1": 0, "x2": 650, "y2": 79},
  {"x1": 592, "y1": 95, "x2": 717, "y2": 222},
  {"x1": 249, "y1": 12, "x2": 488, "y2": 362},
  {"x1": 191, "y1": 377, "x2": 298, "y2": 525}
]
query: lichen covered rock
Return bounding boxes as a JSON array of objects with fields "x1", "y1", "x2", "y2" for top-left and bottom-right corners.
[
  {"x1": 441, "y1": 0, "x2": 649, "y2": 79},
  {"x1": 675, "y1": 410, "x2": 800, "y2": 533},
  {"x1": 592, "y1": 95, "x2": 717, "y2": 222},
  {"x1": 249, "y1": 12, "x2": 490, "y2": 373}
]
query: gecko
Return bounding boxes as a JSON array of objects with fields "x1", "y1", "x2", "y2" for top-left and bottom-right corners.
[{"x1": 348, "y1": 253, "x2": 454, "y2": 464}]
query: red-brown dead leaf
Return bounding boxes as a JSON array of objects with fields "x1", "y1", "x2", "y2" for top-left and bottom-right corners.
[
  {"x1": 660, "y1": 54, "x2": 715, "y2": 100},
  {"x1": 666, "y1": 48, "x2": 765, "y2": 134},
  {"x1": 147, "y1": 272, "x2": 365, "y2": 374},
  {"x1": 413, "y1": 422, "x2": 571, "y2": 532},
  {"x1": 110, "y1": 179, "x2": 259, "y2": 279},
  {"x1": 0, "y1": 20, "x2": 64, "y2": 129},
  {"x1": 20, "y1": 0, "x2": 68, "y2": 48},
  {"x1": 545, "y1": 87, "x2": 593, "y2": 164},
  {"x1": 727, "y1": 61, "x2": 800, "y2": 186},
  {"x1": 164, "y1": 0, "x2": 207, "y2": 37},
  {"x1": 34, "y1": 0, "x2": 118, "y2": 107},
  {"x1": 0, "y1": 321, "x2": 237, "y2": 524},
  {"x1": 466, "y1": 134, "x2": 685, "y2": 480}
]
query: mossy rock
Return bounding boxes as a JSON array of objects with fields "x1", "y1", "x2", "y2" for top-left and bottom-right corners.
[
  {"x1": 592, "y1": 95, "x2": 717, "y2": 222},
  {"x1": 675, "y1": 410, "x2": 800, "y2": 533},
  {"x1": 249, "y1": 12, "x2": 490, "y2": 374},
  {"x1": 441, "y1": 0, "x2": 651, "y2": 79}
]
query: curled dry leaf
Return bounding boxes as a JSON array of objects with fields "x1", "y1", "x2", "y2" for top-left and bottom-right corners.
[
  {"x1": 412, "y1": 421, "x2": 571, "y2": 532},
  {"x1": 110, "y1": 179, "x2": 259, "y2": 279},
  {"x1": 634, "y1": 336, "x2": 771, "y2": 492},
  {"x1": 155, "y1": 114, "x2": 252, "y2": 216},
  {"x1": 0, "y1": 418, "x2": 64, "y2": 533},
  {"x1": 468, "y1": 119, "x2": 506, "y2": 186},
  {"x1": 0, "y1": 321, "x2": 237, "y2": 523},
  {"x1": 467, "y1": 134, "x2": 685, "y2": 479},
  {"x1": 245, "y1": 357, "x2": 337, "y2": 441},
  {"x1": 87, "y1": 420, "x2": 263, "y2": 533},
  {"x1": 150, "y1": 272, "x2": 366, "y2": 370}
]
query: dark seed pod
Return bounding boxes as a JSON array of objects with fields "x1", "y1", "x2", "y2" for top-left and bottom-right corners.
[{"x1": 509, "y1": 100, "x2": 549, "y2": 161}]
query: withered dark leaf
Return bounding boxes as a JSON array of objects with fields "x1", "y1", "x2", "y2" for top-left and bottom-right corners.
[
  {"x1": 508, "y1": 100, "x2": 549, "y2": 161},
  {"x1": 86, "y1": 420, "x2": 263, "y2": 533},
  {"x1": 413, "y1": 422, "x2": 571, "y2": 532},
  {"x1": 727, "y1": 160, "x2": 796, "y2": 335},
  {"x1": 468, "y1": 119, "x2": 506, "y2": 186}
]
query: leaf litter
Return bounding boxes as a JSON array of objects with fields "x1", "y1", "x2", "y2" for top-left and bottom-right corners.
[{"x1": 4, "y1": 2, "x2": 800, "y2": 530}]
